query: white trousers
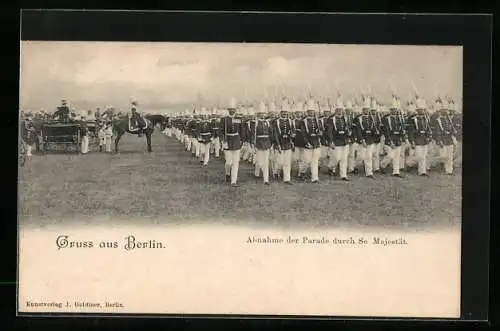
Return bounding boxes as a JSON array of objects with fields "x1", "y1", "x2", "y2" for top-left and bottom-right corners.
[
  {"x1": 81, "y1": 136, "x2": 89, "y2": 154},
  {"x1": 348, "y1": 142, "x2": 357, "y2": 172},
  {"x1": 105, "y1": 135, "x2": 112, "y2": 152},
  {"x1": 224, "y1": 149, "x2": 241, "y2": 184},
  {"x1": 270, "y1": 149, "x2": 279, "y2": 175},
  {"x1": 454, "y1": 142, "x2": 462, "y2": 168},
  {"x1": 185, "y1": 136, "x2": 191, "y2": 150},
  {"x1": 296, "y1": 147, "x2": 306, "y2": 174},
  {"x1": 381, "y1": 146, "x2": 402, "y2": 174},
  {"x1": 438, "y1": 144, "x2": 454, "y2": 174},
  {"x1": 98, "y1": 133, "x2": 105, "y2": 146},
  {"x1": 211, "y1": 137, "x2": 221, "y2": 157},
  {"x1": 276, "y1": 149, "x2": 292, "y2": 182},
  {"x1": 332, "y1": 145, "x2": 349, "y2": 178},
  {"x1": 320, "y1": 146, "x2": 330, "y2": 160},
  {"x1": 358, "y1": 144, "x2": 375, "y2": 176},
  {"x1": 191, "y1": 138, "x2": 200, "y2": 156},
  {"x1": 26, "y1": 143, "x2": 32, "y2": 157},
  {"x1": 255, "y1": 149, "x2": 270, "y2": 183},
  {"x1": 326, "y1": 147, "x2": 338, "y2": 170},
  {"x1": 303, "y1": 148, "x2": 321, "y2": 181},
  {"x1": 414, "y1": 145, "x2": 428, "y2": 175},
  {"x1": 373, "y1": 142, "x2": 382, "y2": 171},
  {"x1": 199, "y1": 142, "x2": 210, "y2": 165}
]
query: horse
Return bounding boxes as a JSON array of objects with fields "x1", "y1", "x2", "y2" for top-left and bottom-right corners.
[
  {"x1": 146, "y1": 114, "x2": 168, "y2": 132},
  {"x1": 112, "y1": 114, "x2": 155, "y2": 153}
]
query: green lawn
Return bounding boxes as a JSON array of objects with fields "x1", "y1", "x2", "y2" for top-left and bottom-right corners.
[{"x1": 19, "y1": 131, "x2": 461, "y2": 230}]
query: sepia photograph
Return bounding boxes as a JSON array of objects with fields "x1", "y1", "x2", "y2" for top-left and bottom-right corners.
[{"x1": 18, "y1": 40, "x2": 463, "y2": 317}]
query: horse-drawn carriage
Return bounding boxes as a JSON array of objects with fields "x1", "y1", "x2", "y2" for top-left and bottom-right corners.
[{"x1": 41, "y1": 121, "x2": 81, "y2": 153}]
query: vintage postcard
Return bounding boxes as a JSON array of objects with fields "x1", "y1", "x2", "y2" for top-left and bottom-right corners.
[{"x1": 18, "y1": 41, "x2": 462, "y2": 318}]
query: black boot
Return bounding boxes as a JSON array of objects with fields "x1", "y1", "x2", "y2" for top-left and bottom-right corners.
[{"x1": 99, "y1": 146, "x2": 103, "y2": 152}]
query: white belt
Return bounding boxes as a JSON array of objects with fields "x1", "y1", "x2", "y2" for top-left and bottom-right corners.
[
  {"x1": 257, "y1": 135, "x2": 269, "y2": 138},
  {"x1": 226, "y1": 133, "x2": 239, "y2": 136},
  {"x1": 201, "y1": 133, "x2": 211, "y2": 135}
]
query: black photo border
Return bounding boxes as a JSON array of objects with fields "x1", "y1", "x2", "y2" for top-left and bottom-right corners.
[{"x1": 12, "y1": 9, "x2": 492, "y2": 328}]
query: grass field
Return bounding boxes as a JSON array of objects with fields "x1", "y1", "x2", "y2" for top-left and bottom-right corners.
[{"x1": 19, "y1": 131, "x2": 461, "y2": 230}]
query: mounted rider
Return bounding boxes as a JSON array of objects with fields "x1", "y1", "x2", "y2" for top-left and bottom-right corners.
[{"x1": 130, "y1": 100, "x2": 146, "y2": 137}]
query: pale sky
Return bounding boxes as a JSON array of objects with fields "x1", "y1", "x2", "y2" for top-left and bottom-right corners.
[{"x1": 19, "y1": 41, "x2": 462, "y2": 113}]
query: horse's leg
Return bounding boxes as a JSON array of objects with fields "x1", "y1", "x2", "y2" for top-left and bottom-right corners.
[
  {"x1": 146, "y1": 131, "x2": 152, "y2": 152},
  {"x1": 115, "y1": 131, "x2": 124, "y2": 153}
]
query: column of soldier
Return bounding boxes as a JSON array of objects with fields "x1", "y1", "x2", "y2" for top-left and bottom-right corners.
[{"x1": 165, "y1": 93, "x2": 462, "y2": 187}]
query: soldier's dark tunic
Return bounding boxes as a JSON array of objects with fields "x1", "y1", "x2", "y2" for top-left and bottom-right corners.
[
  {"x1": 211, "y1": 117, "x2": 221, "y2": 139},
  {"x1": 273, "y1": 117, "x2": 294, "y2": 150},
  {"x1": 319, "y1": 116, "x2": 329, "y2": 146},
  {"x1": 356, "y1": 113, "x2": 377, "y2": 145},
  {"x1": 301, "y1": 116, "x2": 322, "y2": 149},
  {"x1": 197, "y1": 120, "x2": 213, "y2": 144},
  {"x1": 327, "y1": 115, "x2": 350, "y2": 146},
  {"x1": 345, "y1": 111, "x2": 356, "y2": 144},
  {"x1": 408, "y1": 114, "x2": 432, "y2": 146},
  {"x1": 250, "y1": 119, "x2": 273, "y2": 150},
  {"x1": 371, "y1": 112, "x2": 383, "y2": 144},
  {"x1": 220, "y1": 116, "x2": 246, "y2": 150},
  {"x1": 451, "y1": 113, "x2": 462, "y2": 141},
  {"x1": 293, "y1": 118, "x2": 306, "y2": 148},
  {"x1": 382, "y1": 113, "x2": 405, "y2": 146},
  {"x1": 432, "y1": 114, "x2": 455, "y2": 146}
]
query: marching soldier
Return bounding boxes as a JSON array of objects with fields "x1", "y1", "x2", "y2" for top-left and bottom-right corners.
[
  {"x1": 273, "y1": 98, "x2": 294, "y2": 184},
  {"x1": 292, "y1": 101, "x2": 307, "y2": 179},
  {"x1": 401, "y1": 101, "x2": 416, "y2": 171},
  {"x1": 184, "y1": 112, "x2": 196, "y2": 154},
  {"x1": 408, "y1": 97, "x2": 432, "y2": 176},
  {"x1": 345, "y1": 100, "x2": 359, "y2": 174},
  {"x1": 220, "y1": 97, "x2": 246, "y2": 187},
  {"x1": 448, "y1": 99, "x2": 462, "y2": 168},
  {"x1": 210, "y1": 107, "x2": 222, "y2": 159},
  {"x1": 356, "y1": 96, "x2": 377, "y2": 178},
  {"x1": 267, "y1": 100, "x2": 280, "y2": 181},
  {"x1": 326, "y1": 99, "x2": 350, "y2": 181},
  {"x1": 251, "y1": 101, "x2": 274, "y2": 185},
  {"x1": 370, "y1": 98, "x2": 384, "y2": 174},
  {"x1": 301, "y1": 98, "x2": 322, "y2": 183},
  {"x1": 381, "y1": 96, "x2": 406, "y2": 177},
  {"x1": 243, "y1": 104, "x2": 257, "y2": 165},
  {"x1": 190, "y1": 112, "x2": 201, "y2": 158},
  {"x1": 431, "y1": 99, "x2": 457, "y2": 175},
  {"x1": 197, "y1": 107, "x2": 213, "y2": 167},
  {"x1": 319, "y1": 100, "x2": 333, "y2": 172}
]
